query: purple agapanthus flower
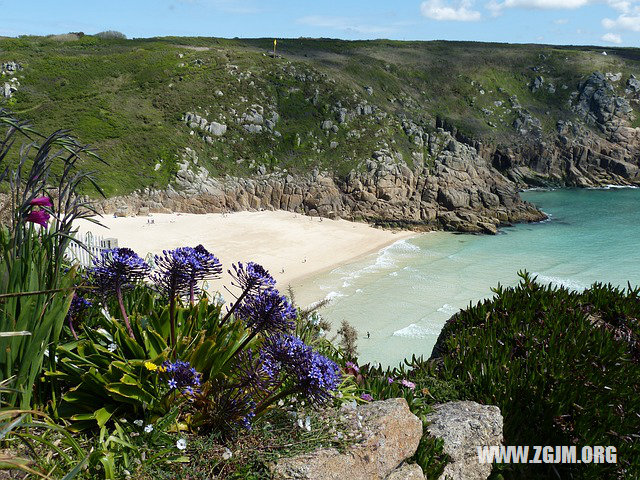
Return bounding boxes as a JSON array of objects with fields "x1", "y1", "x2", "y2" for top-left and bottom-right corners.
[
  {"x1": 229, "y1": 262, "x2": 276, "y2": 293},
  {"x1": 89, "y1": 248, "x2": 149, "y2": 337},
  {"x1": 261, "y1": 334, "x2": 341, "y2": 405},
  {"x1": 90, "y1": 247, "x2": 150, "y2": 295},
  {"x1": 235, "y1": 288, "x2": 297, "y2": 334},
  {"x1": 153, "y1": 245, "x2": 221, "y2": 303},
  {"x1": 66, "y1": 294, "x2": 92, "y2": 340},
  {"x1": 68, "y1": 294, "x2": 92, "y2": 317},
  {"x1": 162, "y1": 359, "x2": 202, "y2": 396}
]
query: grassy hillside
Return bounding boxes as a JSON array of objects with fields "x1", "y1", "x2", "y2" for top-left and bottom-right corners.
[{"x1": 1, "y1": 35, "x2": 639, "y2": 196}]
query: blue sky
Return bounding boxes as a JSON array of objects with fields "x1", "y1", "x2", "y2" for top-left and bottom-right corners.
[{"x1": 1, "y1": 0, "x2": 639, "y2": 47}]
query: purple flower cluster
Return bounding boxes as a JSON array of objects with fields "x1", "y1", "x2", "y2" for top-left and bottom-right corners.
[
  {"x1": 162, "y1": 359, "x2": 202, "y2": 397},
  {"x1": 229, "y1": 262, "x2": 276, "y2": 293},
  {"x1": 236, "y1": 288, "x2": 297, "y2": 334},
  {"x1": 67, "y1": 294, "x2": 92, "y2": 319},
  {"x1": 90, "y1": 247, "x2": 150, "y2": 294},
  {"x1": 261, "y1": 334, "x2": 341, "y2": 405},
  {"x1": 66, "y1": 294, "x2": 93, "y2": 340},
  {"x1": 153, "y1": 245, "x2": 221, "y2": 302}
]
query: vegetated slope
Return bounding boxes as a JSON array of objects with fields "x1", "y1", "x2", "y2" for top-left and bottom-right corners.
[
  {"x1": 431, "y1": 273, "x2": 640, "y2": 479},
  {"x1": 1, "y1": 35, "x2": 639, "y2": 198}
]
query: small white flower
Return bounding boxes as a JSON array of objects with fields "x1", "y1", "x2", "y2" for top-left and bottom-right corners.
[
  {"x1": 176, "y1": 438, "x2": 187, "y2": 450},
  {"x1": 277, "y1": 399, "x2": 285, "y2": 407},
  {"x1": 222, "y1": 448, "x2": 233, "y2": 460},
  {"x1": 144, "y1": 424, "x2": 153, "y2": 433},
  {"x1": 304, "y1": 416, "x2": 311, "y2": 432},
  {"x1": 120, "y1": 418, "x2": 127, "y2": 423},
  {"x1": 133, "y1": 419, "x2": 144, "y2": 427},
  {"x1": 108, "y1": 343, "x2": 117, "y2": 352},
  {"x1": 297, "y1": 418, "x2": 304, "y2": 429}
]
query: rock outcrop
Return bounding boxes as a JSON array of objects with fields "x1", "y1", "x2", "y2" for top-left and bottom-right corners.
[
  {"x1": 1, "y1": 62, "x2": 22, "y2": 99},
  {"x1": 272, "y1": 398, "x2": 423, "y2": 480},
  {"x1": 99, "y1": 130, "x2": 545, "y2": 234},
  {"x1": 426, "y1": 401, "x2": 504, "y2": 480}
]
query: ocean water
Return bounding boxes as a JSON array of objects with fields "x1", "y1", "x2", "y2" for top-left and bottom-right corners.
[{"x1": 293, "y1": 188, "x2": 640, "y2": 367}]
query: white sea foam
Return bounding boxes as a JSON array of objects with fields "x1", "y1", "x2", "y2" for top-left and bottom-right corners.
[
  {"x1": 337, "y1": 239, "x2": 420, "y2": 286},
  {"x1": 325, "y1": 291, "x2": 345, "y2": 302},
  {"x1": 532, "y1": 273, "x2": 587, "y2": 291},
  {"x1": 392, "y1": 323, "x2": 439, "y2": 338},
  {"x1": 437, "y1": 304, "x2": 458, "y2": 315},
  {"x1": 588, "y1": 184, "x2": 639, "y2": 190}
]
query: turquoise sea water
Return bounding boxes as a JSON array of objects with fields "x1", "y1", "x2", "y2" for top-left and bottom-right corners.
[{"x1": 294, "y1": 188, "x2": 640, "y2": 367}]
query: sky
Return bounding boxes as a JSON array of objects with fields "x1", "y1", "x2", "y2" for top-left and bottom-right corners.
[{"x1": 0, "y1": 0, "x2": 639, "y2": 47}]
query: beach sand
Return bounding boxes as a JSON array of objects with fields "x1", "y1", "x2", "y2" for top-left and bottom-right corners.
[{"x1": 76, "y1": 211, "x2": 415, "y2": 296}]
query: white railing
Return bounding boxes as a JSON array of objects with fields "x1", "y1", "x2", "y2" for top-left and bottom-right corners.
[{"x1": 66, "y1": 231, "x2": 119, "y2": 268}]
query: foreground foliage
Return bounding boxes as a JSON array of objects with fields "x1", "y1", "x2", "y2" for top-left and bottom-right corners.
[{"x1": 432, "y1": 272, "x2": 640, "y2": 479}]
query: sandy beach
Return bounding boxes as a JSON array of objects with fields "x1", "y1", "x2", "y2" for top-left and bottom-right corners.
[{"x1": 76, "y1": 211, "x2": 416, "y2": 296}]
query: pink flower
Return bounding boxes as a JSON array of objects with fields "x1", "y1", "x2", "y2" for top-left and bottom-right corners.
[
  {"x1": 387, "y1": 377, "x2": 395, "y2": 384},
  {"x1": 345, "y1": 361, "x2": 359, "y2": 373},
  {"x1": 401, "y1": 379, "x2": 416, "y2": 390},
  {"x1": 360, "y1": 393, "x2": 373, "y2": 402},
  {"x1": 26, "y1": 210, "x2": 50, "y2": 227},
  {"x1": 30, "y1": 196, "x2": 52, "y2": 207}
]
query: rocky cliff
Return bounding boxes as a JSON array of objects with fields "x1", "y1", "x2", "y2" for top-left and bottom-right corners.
[
  {"x1": 99, "y1": 129, "x2": 544, "y2": 235},
  {"x1": 2, "y1": 38, "x2": 639, "y2": 233}
]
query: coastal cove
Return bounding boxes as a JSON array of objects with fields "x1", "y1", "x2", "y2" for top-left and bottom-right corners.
[{"x1": 292, "y1": 187, "x2": 640, "y2": 367}]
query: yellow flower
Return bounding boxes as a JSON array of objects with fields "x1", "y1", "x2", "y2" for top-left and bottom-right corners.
[
  {"x1": 144, "y1": 361, "x2": 158, "y2": 371},
  {"x1": 157, "y1": 366, "x2": 166, "y2": 373}
]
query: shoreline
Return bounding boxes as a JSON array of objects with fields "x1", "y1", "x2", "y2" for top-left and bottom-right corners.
[{"x1": 75, "y1": 210, "x2": 417, "y2": 294}]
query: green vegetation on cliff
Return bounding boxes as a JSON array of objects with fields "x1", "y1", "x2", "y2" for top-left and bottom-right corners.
[
  {"x1": 1, "y1": 35, "x2": 639, "y2": 196},
  {"x1": 430, "y1": 273, "x2": 640, "y2": 479}
]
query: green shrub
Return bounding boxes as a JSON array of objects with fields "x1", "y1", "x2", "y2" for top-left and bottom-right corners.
[
  {"x1": 0, "y1": 108, "x2": 104, "y2": 409},
  {"x1": 433, "y1": 272, "x2": 640, "y2": 479}
]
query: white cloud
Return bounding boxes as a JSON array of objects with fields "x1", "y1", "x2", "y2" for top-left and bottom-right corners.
[
  {"x1": 296, "y1": 16, "x2": 395, "y2": 35},
  {"x1": 488, "y1": 0, "x2": 638, "y2": 15},
  {"x1": 420, "y1": 0, "x2": 482, "y2": 21},
  {"x1": 488, "y1": 0, "x2": 590, "y2": 15},
  {"x1": 602, "y1": 14, "x2": 640, "y2": 31},
  {"x1": 601, "y1": 32, "x2": 623, "y2": 42}
]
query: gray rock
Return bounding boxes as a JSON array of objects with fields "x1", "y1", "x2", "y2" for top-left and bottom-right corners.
[
  {"x1": 573, "y1": 72, "x2": 633, "y2": 128},
  {"x1": 243, "y1": 124, "x2": 263, "y2": 134},
  {"x1": 531, "y1": 76, "x2": 544, "y2": 92},
  {"x1": 273, "y1": 398, "x2": 423, "y2": 480},
  {"x1": 207, "y1": 122, "x2": 227, "y2": 136},
  {"x1": 426, "y1": 401, "x2": 504, "y2": 480},
  {"x1": 626, "y1": 75, "x2": 640, "y2": 94},
  {"x1": 385, "y1": 463, "x2": 424, "y2": 480},
  {"x1": 321, "y1": 120, "x2": 333, "y2": 130},
  {"x1": 605, "y1": 72, "x2": 622, "y2": 82}
]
